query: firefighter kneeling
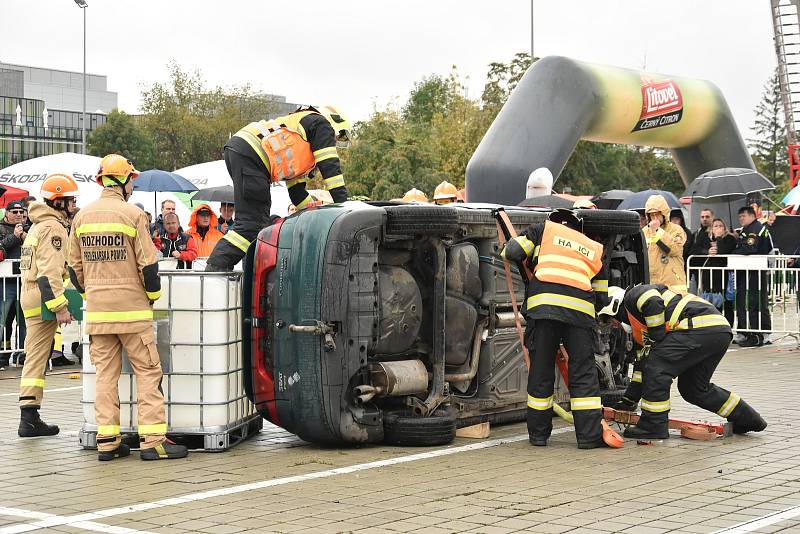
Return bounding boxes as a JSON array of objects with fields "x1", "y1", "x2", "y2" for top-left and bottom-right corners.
[
  {"x1": 598, "y1": 285, "x2": 767, "y2": 439},
  {"x1": 68, "y1": 154, "x2": 188, "y2": 461},
  {"x1": 501, "y1": 209, "x2": 613, "y2": 449}
]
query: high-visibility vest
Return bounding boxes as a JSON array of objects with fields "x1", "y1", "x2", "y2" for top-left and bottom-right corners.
[
  {"x1": 534, "y1": 221, "x2": 603, "y2": 291},
  {"x1": 235, "y1": 111, "x2": 317, "y2": 182}
]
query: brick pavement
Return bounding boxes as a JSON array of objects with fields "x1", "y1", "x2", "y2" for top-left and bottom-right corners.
[{"x1": 0, "y1": 342, "x2": 798, "y2": 533}]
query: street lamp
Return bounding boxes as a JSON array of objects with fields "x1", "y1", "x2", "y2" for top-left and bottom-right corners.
[{"x1": 73, "y1": 0, "x2": 88, "y2": 154}]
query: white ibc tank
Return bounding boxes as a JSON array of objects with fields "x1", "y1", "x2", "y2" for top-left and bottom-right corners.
[{"x1": 81, "y1": 271, "x2": 256, "y2": 432}]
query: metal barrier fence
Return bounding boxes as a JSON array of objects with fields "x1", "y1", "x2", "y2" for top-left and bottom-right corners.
[
  {"x1": 687, "y1": 254, "x2": 800, "y2": 343},
  {"x1": 0, "y1": 260, "x2": 25, "y2": 362}
]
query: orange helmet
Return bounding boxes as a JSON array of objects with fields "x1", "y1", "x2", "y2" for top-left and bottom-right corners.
[
  {"x1": 433, "y1": 181, "x2": 458, "y2": 204},
  {"x1": 41, "y1": 174, "x2": 79, "y2": 200},
  {"x1": 402, "y1": 188, "x2": 428, "y2": 204},
  {"x1": 95, "y1": 154, "x2": 140, "y2": 187}
]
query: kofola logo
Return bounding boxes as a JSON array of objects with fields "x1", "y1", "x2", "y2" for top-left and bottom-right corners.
[{"x1": 632, "y1": 76, "x2": 683, "y2": 132}]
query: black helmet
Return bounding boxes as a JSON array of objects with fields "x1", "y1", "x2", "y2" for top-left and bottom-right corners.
[{"x1": 548, "y1": 208, "x2": 583, "y2": 232}]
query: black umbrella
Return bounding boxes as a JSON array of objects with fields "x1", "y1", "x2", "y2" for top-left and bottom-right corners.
[
  {"x1": 193, "y1": 185, "x2": 234, "y2": 204},
  {"x1": 592, "y1": 189, "x2": 633, "y2": 210},
  {"x1": 616, "y1": 189, "x2": 681, "y2": 211},
  {"x1": 684, "y1": 168, "x2": 774, "y2": 200},
  {"x1": 519, "y1": 195, "x2": 574, "y2": 209}
]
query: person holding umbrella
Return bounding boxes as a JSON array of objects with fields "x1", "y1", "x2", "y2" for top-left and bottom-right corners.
[{"x1": 217, "y1": 202, "x2": 235, "y2": 234}]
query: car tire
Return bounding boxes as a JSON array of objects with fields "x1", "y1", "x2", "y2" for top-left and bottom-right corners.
[
  {"x1": 579, "y1": 210, "x2": 642, "y2": 236},
  {"x1": 383, "y1": 407, "x2": 457, "y2": 446},
  {"x1": 384, "y1": 205, "x2": 459, "y2": 236}
]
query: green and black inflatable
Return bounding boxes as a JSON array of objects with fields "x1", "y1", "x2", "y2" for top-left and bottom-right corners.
[{"x1": 466, "y1": 56, "x2": 755, "y2": 205}]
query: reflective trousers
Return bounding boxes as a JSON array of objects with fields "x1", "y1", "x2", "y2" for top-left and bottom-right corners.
[
  {"x1": 91, "y1": 327, "x2": 166, "y2": 452},
  {"x1": 621, "y1": 359, "x2": 644, "y2": 405},
  {"x1": 638, "y1": 331, "x2": 757, "y2": 431},
  {"x1": 18, "y1": 316, "x2": 58, "y2": 408},
  {"x1": 526, "y1": 319, "x2": 603, "y2": 444}
]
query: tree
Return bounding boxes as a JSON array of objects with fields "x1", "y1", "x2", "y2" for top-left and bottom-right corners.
[
  {"x1": 481, "y1": 52, "x2": 534, "y2": 116},
  {"x1": 87, "y1": 109, "x2": 154, "y2": 169},
  {"x1": 139, "y1": 61, "x2": 278, "y2": 170},
  {"x1": 748, "y1": 68, "x2": 788, "y2": 187}
]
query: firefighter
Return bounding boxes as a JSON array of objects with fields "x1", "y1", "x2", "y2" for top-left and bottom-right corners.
[
  {"x1": 401, "y1": 188, "x2": 428, "y2": 204},
  {"x1": 643, "y1": 195, "x2": 687, "y2": 294},
  {"x1": 68, "y1": 154, "x2": 188, "y2": 461},
  {"x1": 501, "y1": 209, "x2": 612, "y2": 449},
  {"x1": 17, "y1": 175, "x2": 79, "y2": 437},
  {"x1": 205, "y1": 105, "x2": 351, "y2": 271},
  {"x1": 599, "y1": 284, "x2": 767, "y2": 439},
  {"x1": 432, "y1": 181, "x2": 459, "y2": 205}
]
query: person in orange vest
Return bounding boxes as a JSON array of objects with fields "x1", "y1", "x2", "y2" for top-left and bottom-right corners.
[
  {"x1": 187, "y1": 204, "x2": 224, "y2": 258},
  {"x1": 599, "y1": 284, "x2": 766, "y2": 439},
  {"x1": 501, "y1": 209, "x2": 612, "y2": 449},
  {"x1": 432, "y1": 181, "x2": 459, "y2": 205},
  {"x1": 205, "y1": 105, "x2": 351, "y2": 271}
]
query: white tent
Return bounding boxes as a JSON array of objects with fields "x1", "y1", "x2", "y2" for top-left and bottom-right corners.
[{"x1": 0, "y1": 152, "x2": 103, "y2": 207}]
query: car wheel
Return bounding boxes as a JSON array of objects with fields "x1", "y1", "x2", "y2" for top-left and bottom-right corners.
[
  {"x1": 384, "y1": 205, "x2": 459, "y2": 236},
  {"x1": 383, "y1": 407, "x2": 457, "y2": 446},
  {"x1": 579, "y1": 209, "x2": 642, "y2": 236}
]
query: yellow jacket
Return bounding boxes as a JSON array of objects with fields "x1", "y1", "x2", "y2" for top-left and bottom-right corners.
[
  {"x1": 19, "y1": 202, "x2": 71, "y2": 320},
  {"x1": 67, "y1": 187, "x2": 161, "y2": 335},
  {"x1": 643, "y1": 195, "x2": 687, "y2": 294}
]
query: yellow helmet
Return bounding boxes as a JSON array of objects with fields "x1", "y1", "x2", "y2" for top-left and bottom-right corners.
[
  {"x1": 318, "y1": 105, "x2": 352, "y2": 148},
  {"x1": 573, "y1": 199, "x2": 597, "y2": 209},
  {"x1": 402, "y1": 188, "x2": 428, "y2": 204},
  {"x1": 41, "y1": 174, "x2": 79, "y2": 200},
  {"x1": 433, "y1": 181, "x2": 458, "y2": 204},
  {"x1": 96, "y1": 154, "x2": 140, "y2": 187}
]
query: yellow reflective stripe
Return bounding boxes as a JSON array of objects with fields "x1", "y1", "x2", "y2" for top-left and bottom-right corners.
[
  {"x1": 671, "y1": 285, "x2": 688, "y2": 292},
  {"x1": 717, "y1": 392, "x2": 741, "y2": 417},
  {"x1": 25, "y1": 237, "x2": 39, "y2": 246},
  {"x1": 645, "y1": 313, "x2": 665, "y2": 328},
  {"x1": 146, "y1": 290, "x2": 161, "y2": 301},
  {"x1": 533, "y1": 245, "x2": 540, "y2": 258},
  {"x1": 20, "y1": 378, "x2": 45, "y2": 388},
  {"x1": 223, "y1": 230, "x2": 251, "y2": 253},
  {"x1": 535, "y1": 267, "x2": 592, "y2": 287},
  {"x1": 527, "y1": 395, "x2": 553, "y2": 410},
  {"x1": 660, "y1": 289, "x2": 678, "y2": 304},
  {"x1": 636, "y1": 289, "x2": 661, "y2": 311},
  {"x1": 75, "y1": 223, "x2": 136, "y2": 237},
  {"x1": 138, "y1": 423, "x2": 167, "y2": 435},
  {"x1": 515, "y1": 236, "x2": 535, "y2": 257},
  {"x1": 647, "y1": 227, "x2": 666, "y2": 245},
  {"x1": 323, "y1": 174, "x2": 345, "y2": 189},
  {"x1": 80, "y1": 293, "x2": 87, "y2": 300},
  {"x1": 45, "y1": 293, "x2": 67, "y2": 311},
  {"x1": 235, "y1": 129, "x2": 271, "y2": 171},
  {"x1": 667, "y1": 295, "x2": 703, "y2": 330},
  {"x1": 632, "y1": 371, "x2": 643, "y2": 383},
  {"x1": 98, "y1": 425, "x2": 121, "y2": 435},
  {"x1": 675, "y1": 314, "x2": 730, "y2": 330},
  {"x1": 295, "y1": 194, "x2": 311, "y2": 210},
  {"x1": 285, "y1": 175, "x2": 307, "y2": 188},
  {"x1": 313, "y1": 147, "x2": 338, "y2": 163},
  {"x1": 592, "y1": 280, "x2": 609, "y2": 292},
  {"x1": 537, "y1": 254, "x2": 593, "y2": 275},
  {"x1": 570, "y1": 397, "x2": 602, "y2": 411},
  {"x1": 86, "y1": 310, "x2": 153, "y2": 322},
  {"x1": 641, "y1": 398, "x2": 671, "y2": 413},
  {"x1": 22, "y1": 306, "x2": 42, "y2": 319},
  {"x1": 527, "y1": 293, "x2": 595, "y2": 316}
]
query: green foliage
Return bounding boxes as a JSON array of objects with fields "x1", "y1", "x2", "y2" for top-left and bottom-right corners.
[
  {"x1": 748, "y1": 68, "x2": 789, "y2": 205},
  {"x1": 87, "y1": 109, "x2": 154, "y2": 169},
  {"x1": 139, "y1": 61, "x2": 278, "y2": 170}
]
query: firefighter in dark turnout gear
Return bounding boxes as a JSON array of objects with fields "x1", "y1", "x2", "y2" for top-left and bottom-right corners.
[
  {"x1": 600, "y1": 284, "x2": 767, "y2": 440},
  {"x1": 205, "y1": 105, "x2": 351, "y2": 271},
  {"x1": 501, "y1": 209, "x2": 611, "y2": 449}
]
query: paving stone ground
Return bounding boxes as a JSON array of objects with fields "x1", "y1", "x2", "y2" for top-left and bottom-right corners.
[{"x1": 0, "y1": 340, "x2": 798, "y2": 533}]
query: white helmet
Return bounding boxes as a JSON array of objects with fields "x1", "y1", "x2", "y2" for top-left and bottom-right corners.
[
  {"x1": 526, "y1": 167, "x2": 553, "y2": 199},
  {"x1": 599, "y1": 286, "x2": 626, "y2": 318}
]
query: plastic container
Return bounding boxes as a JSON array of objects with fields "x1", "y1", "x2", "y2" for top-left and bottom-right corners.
[{"x1": 80, "y1": 270, "x2": 261, "y2": 451}]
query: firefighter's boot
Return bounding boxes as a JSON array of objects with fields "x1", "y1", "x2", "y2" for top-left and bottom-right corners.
[
  {"x1": 728, "y1": 400, "x2": 767, "y2": 435},
  {"x1": 98, "y1": 443, "x2": 131, "y2": 462},
  {"x1": 140, "y1": 438, "x2": 188, "y2": 460},
  {"x1": 18, "y1": 407, "x2": 59, "y2": 437}
]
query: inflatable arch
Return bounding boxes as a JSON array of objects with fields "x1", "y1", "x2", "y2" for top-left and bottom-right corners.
[{"x1": 466, "y1": 56, "x2": 755, "y2": 205}]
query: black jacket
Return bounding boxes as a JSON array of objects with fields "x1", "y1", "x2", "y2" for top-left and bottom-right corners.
[
  {"x1": 0, "y1": 218, "x2": 24, "y2": 259},
  {"x1": 734, "y1": 220, "x2": 772, "y2": 255},
  {"x1": 689, "y1": 227, "x2": 712, "y2": 266}
]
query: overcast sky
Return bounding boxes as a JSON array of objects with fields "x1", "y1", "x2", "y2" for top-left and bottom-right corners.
[{"x1": 3, "y1": 0, "x2": 776, "y2": 139}]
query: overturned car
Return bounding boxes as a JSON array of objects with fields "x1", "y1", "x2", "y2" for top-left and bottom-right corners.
[{"x1": 242, "y1": 202, "x2": 646, "y2": 446}]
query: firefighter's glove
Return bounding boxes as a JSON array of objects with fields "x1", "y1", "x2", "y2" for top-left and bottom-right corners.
[{"x1": 500, "y1": 238, "x2": 526, "y2": 263}]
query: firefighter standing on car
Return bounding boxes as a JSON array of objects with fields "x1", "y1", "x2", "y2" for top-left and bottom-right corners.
[
  {"x1": 17, "y1": 175, "x2": 79, "y2": 437},
  {"x1": 68, "y1": 154, "x2": 188, "y2": 462},
  {"x1": 205, "y1": 105, "x2": 351, "y2": 271},
  {"x1": 500, "y1": 209, "x2": 612, "y2": 449},
  {"x1": 599, "y1": 285, "x2": 767, "y2": 439},
  {"x1": 643, "y1": 195, "x2": 687, "y2": 294}
]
